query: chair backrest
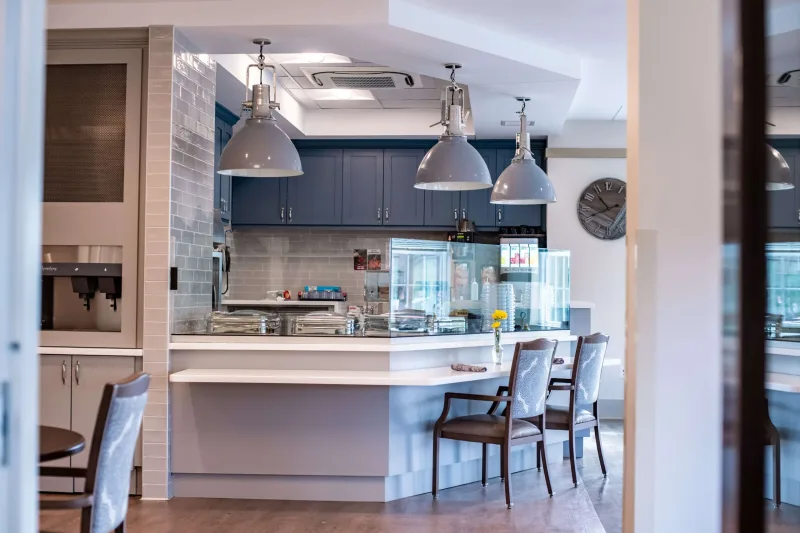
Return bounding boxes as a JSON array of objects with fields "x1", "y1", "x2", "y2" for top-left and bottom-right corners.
[
  {"x1": 570, "y1": 333, "x2": 610, "y2": 405},
  {"x1": 508, "y1": 339, "x2": 558, "y2": 419},
  {"x1": 84, "y1": 373, "x2": 149, "y2": 533}
]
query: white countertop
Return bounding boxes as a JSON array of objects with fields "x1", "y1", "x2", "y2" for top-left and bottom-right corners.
[
  {"x1": 38, "y1": 347, "x2": 143, "y2": 357},
  {"x1": 766, "y1": 341, "x2": 800, "y2": 356},
  {"x1": 223, "y1": 299, "x2": 342, "y2": 307},
  {"x1": 170, "y1": 330, "x2": 576, "y2": 352},
  {"x1": 766, "y1": 372, "x2": 800, "y2": 393},
  {"x1": 170, "y1": 358, "x2": 620, "y2": 386}
]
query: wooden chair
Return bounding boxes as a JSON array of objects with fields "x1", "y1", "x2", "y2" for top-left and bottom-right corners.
[
  {"x1": 40, "y1": 373, "x2": 150, "y2": 533},
  {"x1": 545, "y1": 333, "x2": 609, "y2": 488},
  {"x1": 765, "y1": 397, "x2": 781, "y2": 508},
  {"x1": 432, "y1": 338, "x2": 558, "y2": 509}
]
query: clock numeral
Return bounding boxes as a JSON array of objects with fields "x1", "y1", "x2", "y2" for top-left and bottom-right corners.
[
  {"x1": 584, "y1": 192, "x2": 595, "y2": 201},
  {"x1": 619, "y1": 184, "x2": 626, "y2": 194},
  {"x1": 593, "y1": 184, "x2": 602, "y2": 194},
  {"x1": 580, "y1": 204, "x2": 591, "y2": 213},
  {"x1": 605, "y1": 181, "x2": 613, "y2": 191}
]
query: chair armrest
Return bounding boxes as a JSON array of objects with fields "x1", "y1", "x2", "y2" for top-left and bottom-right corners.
[
  {"x1": 39, "y1": 467, "x2": 87, "y2": 478},
  {"x1": 435, "y1": 393, "x2": 512, "y2": 431},
  {"x1": 488, "y1": 386, "x2": 510, "y2": 415},
  {"x1": 39, "y1": 494, "x2": 93, "y2": 510}
]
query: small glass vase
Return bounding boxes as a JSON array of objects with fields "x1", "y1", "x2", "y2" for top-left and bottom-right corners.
[{"x1": 492, "y1": 329, "x2": 504, "y2": 365}]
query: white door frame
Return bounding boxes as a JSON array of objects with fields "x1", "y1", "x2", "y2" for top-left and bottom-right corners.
[{"x1": 0, "y1": 0, "x2": 47, "y2": 532}]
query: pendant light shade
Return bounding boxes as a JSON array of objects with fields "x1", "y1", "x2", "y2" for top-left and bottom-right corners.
[
  {"x1": 414, "y1": 64, "x2": 491, "y2": 191},
  {"x1": 218, "y1": 117, "x2": 302, "y2": 177},
  {"x1": 767, "y1": 144, "x2": 793, "y2": 191},
  {"x1": 218, "y1": 38, "x2": 302, "y2": 178},
  {"x1": 415, "y1": 136, "x2": 492, "y2": 191},
  {"x1": 491, "y1": 97, "x2": 556, "y2": 204}
]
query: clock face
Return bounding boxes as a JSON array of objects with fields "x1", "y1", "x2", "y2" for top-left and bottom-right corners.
[{"x1": 577, "y1": 178, "x2": 627, "y2": 240}]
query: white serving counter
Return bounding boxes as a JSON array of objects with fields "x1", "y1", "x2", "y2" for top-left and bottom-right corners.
[
  {"x1": 168, "y1": 329, "x2": 611, "y2": 503},
  {"x1": 38, "y1": 346, "x2": 143, "y2": 357}
]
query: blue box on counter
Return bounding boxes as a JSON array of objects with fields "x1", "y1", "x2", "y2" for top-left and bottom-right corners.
[{"x1": 304, "y1": 286, "x2": 341, "y2": 293}]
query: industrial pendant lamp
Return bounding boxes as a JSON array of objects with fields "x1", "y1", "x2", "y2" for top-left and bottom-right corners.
[
  {"x1": 491, "y1": 97, "x2": 556, "y2": 204},
  {"x1": 767, "y1": 144, "x2": 793, "y2": 191},
  {"x1": 414, "y1": 64, "x2": 492, "y2": 191},
  {"x1": 218, "y1": 39, "x2": 303, "y2": 178}
]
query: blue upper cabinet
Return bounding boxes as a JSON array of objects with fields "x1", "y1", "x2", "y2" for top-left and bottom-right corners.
[
  {"x1": 231, "y1": 176, "x2": 287, "y2": 225},
  {"x1": 384, "y1": 150, "x2": 425, "y2": 226},
  {"x1": 495, "y1": 147, "x2": 544, "y2": 227},
  {"x1": 342, "y1": 150, "x2": 384, "y2": 226},
  {"x1": 461, "y1": 148, "x2": 499, "y2": 228},
  {"x1": 214, "y1": 104, "x2": 238, "y2": 221},
  {"x1": 768, "y1": 146, "x2": 799, "y2": 228},
  {"x1": 287, "y1": 149, "x2": 343, "y2": 225}
]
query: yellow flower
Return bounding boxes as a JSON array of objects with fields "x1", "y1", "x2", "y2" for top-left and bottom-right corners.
[
  {"x1": 492, "y1": 310, "x2": 508, "y2": 320},
  {"x1": 491, "y1": 321, "x2": 501, "y2": 329}
]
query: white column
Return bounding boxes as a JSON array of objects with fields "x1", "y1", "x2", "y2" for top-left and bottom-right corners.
[
  {"x1": 0, "y1": 0, "x2": 47, "y2": 532},
  {"x1": 625, "y1": 0, "x2": 724, "y2": 531}
]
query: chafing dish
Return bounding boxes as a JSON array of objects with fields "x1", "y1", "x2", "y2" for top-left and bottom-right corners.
[
  {"x1": 205, "y1": 309, "x2": 281, "y2": 335},
  {"x1": 431, "y1": 316, "x2": 467, "y2": 335},
  {"x1": 364, "y1": 310, "x2": 429, "y2": 336},
  {"x1": 292, "y1": 311, "x2": 355, "y2": 336}
]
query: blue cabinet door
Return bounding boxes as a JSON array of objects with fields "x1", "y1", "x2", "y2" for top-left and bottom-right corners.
[
  {"x1": 231, "y1": 176, "x2": 287, "y2": 225},
  {"x1": 460, "y1": 148, "x2": 498, "y2": 227},
  {"x1": 768, "y1": 147, "x2": 799, "y2": 228},
  {"x1": 424, "y1": 189, "x2": 460, "y2": 227},
  {"x1": 342, "y1": 150, "x2": 384, "y2": 226},
  {"x1": 286, "y1": 149, "x2": 343, "y2": 225},
  {"x1": 383, "y1": 150, "x2": 425, "y2": 226},
  {"x1": 495, "y1": 148, "x2": 544, "y2": 227}
]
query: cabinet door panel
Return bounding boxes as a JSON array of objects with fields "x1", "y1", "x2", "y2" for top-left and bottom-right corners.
[
  {"x1": 461, "y1": 148, "x2": 498, "y2": 227},
  {"x1": 39, "y1": 355, "x2": 74, "y2": 493},
  {"x1": 342, "y1": 150, "x2": 384, "y2": 226},
  {"x1": 287, "y1": 149, "x2": 343, "y2": 225},
  {"x1": 384, "y1": 150, "x2": 425, "y2": 226},
  {"x1": 424, "y1": 189, "x2": 460, "y2": 227},
  {"x1": 71, "y1": 356, "x2": 137, "y2": 493},
  {"x1": 213, "y1": 121, "x2": 222, "y2": 211},
  {"x1": 768, "y1": 148, "x2": 798, "y2": 227},
  {"x1": 231, "y1": 176, "x2": 287, "y2": 225},
  {"x1": 496, "y1": 148, "x2": 544, "y2": 227}
]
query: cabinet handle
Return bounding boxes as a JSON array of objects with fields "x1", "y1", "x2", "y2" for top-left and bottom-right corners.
[
  {"x1": 74, "y1": 360, "x2": 80, "y2": 386},
  {"x1": 61, "y1": 361, "x2": 67, "y2": 385},
  {"x1": 280, "y1": 206, "x2": 285, "y2": 221},
  {"x1": 377, "y1": 208, "x2": 382, "y2": 222},
  {"x1": 462, "y1": 209, "x2": 467, "y2": 220},
  {"x1": 288, "y1": 207, "x2": 293, "y2": 223},
  {"x1": 385, "y1": 207, "x2": 389, "y2": 221},
  {"x1": 454, "y1": 209, "x2": 458, "y2": 220},
  {"x1": 498, "y1": 209, "x2": 502, "y2": 222}
]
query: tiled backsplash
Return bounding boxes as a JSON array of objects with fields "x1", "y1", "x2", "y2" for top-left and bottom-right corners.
[
  {"x1": 227, "y1": 228, "x2": 445, "y2": 304},
  {"x1": 169, "y1": 31, "x2": 216, "y2": 334}
]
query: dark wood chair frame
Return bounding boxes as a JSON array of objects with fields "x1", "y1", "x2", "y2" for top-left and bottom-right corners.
[
  {"x1": 40, "y1": 373, "x2": 150, "y2": 533},
  {"x1": 432, "y1": 339, "x2": 558, "y2": 509},
  {"x1": 545, "y1": 333, "x2": 609, "y2": 488}
]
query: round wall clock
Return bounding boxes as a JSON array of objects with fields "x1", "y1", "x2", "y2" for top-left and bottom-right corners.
[{"x1": 577, "y1": 178, "x2": 626, "y2": 240}]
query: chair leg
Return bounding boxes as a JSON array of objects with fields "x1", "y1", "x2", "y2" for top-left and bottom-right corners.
[
  {"x1": 80, "y1": 508, "x2": 92, "y2": 533},
  {"x1": 432, "y1": 433, "x2": 440, "y2": 500},
  {"x1": 540, "y1": 438, "x2": 554, "y2": 497},
  {"x1": 482, "y1": 443, "x2": 488, "y2": 487},
  {"x1": 595, "y1": 423, "x2": 608, "y2": 478},
  {"x1": 536, "y1": 441, "x2": 542, "y2": 472},
  {"x1": 568, "y1": 424, "x2": 578, "y2": 487},
  {"x1": 502, "y1": 443, "x2": 513, "y2": 509},
  {"x1": 774, "y1": 439, "x2": 781, "y2": 508},
  {"x1": 500, "y1": 444, "x2": 506, "y2": 482},
  {"x1": 115, "y1": 520, "x2": 126, "y2": 533}
]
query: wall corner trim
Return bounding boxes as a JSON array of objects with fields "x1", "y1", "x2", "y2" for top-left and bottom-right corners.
[{"x1": 546, "y1": 148, "x2": 627, "y2": 159}]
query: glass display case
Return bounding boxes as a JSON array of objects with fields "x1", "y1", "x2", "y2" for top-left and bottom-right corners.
[
  {"x1": 363, "y1": 238, "x2": 570, "y2": 337},
  {"x1": 766, "y1": 243, "x2": 800, "y2": 340}
]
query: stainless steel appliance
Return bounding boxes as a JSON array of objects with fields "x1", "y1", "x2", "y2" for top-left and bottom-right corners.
[
  {"x1": 292, "y1": 312, "x2": 355, "y2": 336},
  {"x1": 206, "y1": 309, "x2": 281, "y2": 335}
]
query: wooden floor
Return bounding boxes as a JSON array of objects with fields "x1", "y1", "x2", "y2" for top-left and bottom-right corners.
[{"x1": 38, "y1": 422, "x2": 800, "y2": 533}]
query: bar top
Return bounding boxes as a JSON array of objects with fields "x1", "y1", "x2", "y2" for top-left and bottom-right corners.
[
  {"x1": 169, "y1": 358, "x2": 621, "y2": 386},
  {"x1": 169, "y1": 330, "x2": 577, "y2": 352}
]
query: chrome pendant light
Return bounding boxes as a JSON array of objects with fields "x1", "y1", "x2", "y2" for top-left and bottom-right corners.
[
  {"x1": 491, "y1": 97, "x2": 556, "y2": 204},
  {"x1": 218, "y1": 39, "x2": 303, "y2": 178},
  {"x1": 414, "y1": 64, "x2": 492, "y2": 191},
  {"x1": 767, "y1": 144, "x2": 793, "y2": 191}
]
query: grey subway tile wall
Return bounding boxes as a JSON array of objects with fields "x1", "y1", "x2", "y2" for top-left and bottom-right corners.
[{"x1": 227, "y1": 228, "x2": 444, "y2": 303}]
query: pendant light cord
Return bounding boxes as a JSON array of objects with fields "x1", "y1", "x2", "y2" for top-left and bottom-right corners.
[{"x1": 257, "y1": 42, "x2": 265, "y2": 85}]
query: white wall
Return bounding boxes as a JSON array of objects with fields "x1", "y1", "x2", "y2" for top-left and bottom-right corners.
[{"x1": 547, "y1": 120, "x2": 627, "y2": 408}]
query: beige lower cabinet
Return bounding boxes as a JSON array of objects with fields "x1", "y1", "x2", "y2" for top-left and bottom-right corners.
[{"x1": 39, "y1": 354, "x2": 140, "y2": 494}]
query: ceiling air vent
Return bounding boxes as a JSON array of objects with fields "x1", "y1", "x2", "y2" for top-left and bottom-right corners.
[{"x1": 300, "y1": 66, "x2": 418, "y2": 90}]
